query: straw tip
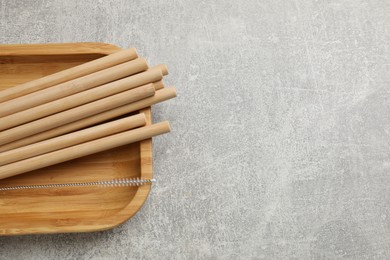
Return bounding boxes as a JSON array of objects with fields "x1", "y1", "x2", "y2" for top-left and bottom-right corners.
[
  {"x1": 146, "y1": 83, "x2": 157, "y2": 93},
  {"x1": 138, "y1": 57, "x2": 149, "y2": 66},
  {"x1": 170, "y1": 87, "x2": 177, "y2": 97},
  {"x1": 137, "y1": 112, "x2": 147, "y2": 122},
  {"x1": 122, "y1": 47, "x2": 138, "y2": 58},
  {"x1": 153, "y1": 81, "x2": 165, "y2": 90},
  {"x1": 136, "y1": 57, "x2": 149, "y2": 70},
  {"x1": 157, "y1": 64, "x2": 169, "y2": 76},
  {"x1": 164, "y1": 121, "x2": 172, "y2": 132}
]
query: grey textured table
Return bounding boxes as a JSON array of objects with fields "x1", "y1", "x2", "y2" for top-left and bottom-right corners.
[{"x1": 0, "y1": 1, "x2": 389, "y2": 259}]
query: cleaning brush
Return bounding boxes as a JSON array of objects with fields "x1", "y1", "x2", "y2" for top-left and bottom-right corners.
[{"x1": 0, "y1": 177, "x2": 156, "y2": 191}]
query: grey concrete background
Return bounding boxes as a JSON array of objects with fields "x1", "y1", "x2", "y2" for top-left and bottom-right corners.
[{"x1": 0, "y1": 0, "x2": 389, "y2": 259}]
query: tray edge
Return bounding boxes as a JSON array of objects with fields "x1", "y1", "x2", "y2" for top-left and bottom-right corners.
[{"x1": 0, "y1": 42, "x2": 153, "y2": 235}]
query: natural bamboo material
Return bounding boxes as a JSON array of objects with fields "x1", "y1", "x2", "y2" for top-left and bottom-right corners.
[
  {"x1": 154, "y1": 80, "x2": 165, "y2": 90},
  {"x1": 0, "y1": 58, "x2": 148, "y2": 117},
  {"x1": 0, "y1": 48, "x2": 138, "y2": 103},
  {"x1": 0, "y1": 84, "x2": 156, "y2": 146},
  {"x1": 0, "y1": 87, "x2": 176, "y2": 152},
  {"x1": 0, "y1": 114, "x2": 146, "y2": 166},
  {"x1": 0, "y1": 42, "x2": 158, "y2": 236},
  {"x1": 0, "y1": 68, "x2": 163, "y2": 131},
  {"x1": 157, "y1": 64, "x2": 168, "y2": 76},
  {"x1": 0, "y1": 121, "x2": 170, "y2": 180}
]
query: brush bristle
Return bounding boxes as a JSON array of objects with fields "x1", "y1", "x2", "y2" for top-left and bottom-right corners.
[{"x1": 0, "y1": 178, "x2": 156, "y2": 191}]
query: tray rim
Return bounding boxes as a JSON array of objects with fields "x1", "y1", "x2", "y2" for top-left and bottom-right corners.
[{"x1": 0, "y1": 42, "x2": 153, "y2": 235}]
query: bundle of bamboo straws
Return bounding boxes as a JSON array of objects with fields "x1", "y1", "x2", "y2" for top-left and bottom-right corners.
[{"x1": 0, "y1": 48, "x2": 176, "y2": 180}]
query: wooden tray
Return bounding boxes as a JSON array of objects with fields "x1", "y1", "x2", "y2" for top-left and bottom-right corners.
[{"x1": 0, "y1": 42, "x2": 153, "y2": 235}]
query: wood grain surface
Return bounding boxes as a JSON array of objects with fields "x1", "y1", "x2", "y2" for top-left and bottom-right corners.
[{"x1": 0, "y1": 42, "x2": 153, "y2": 235}]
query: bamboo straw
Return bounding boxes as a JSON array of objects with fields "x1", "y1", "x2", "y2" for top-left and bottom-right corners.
[
  {"x1": 0, "y1": 84, "x2": 156, "y2": 146},
  {"x1": 0, "y1": 68, "x2": 163, "y2": 131},
  {"x1": 0, "y1": 87, "x2": 176, "y2": 152},
  {"x1": 0, "y1": 114, "x2": 146, "y2": 166},
  {"x1": 0, "y1": 58, "x2": 148, "y2": 118},
  {"x1": 157, "y1": 64, "x2": 168, "y2": 76},
  {"x1": 153, "y1": 81, "x2": 164, "y2": 90},
  {"x1": 0, "y1": 48, "x2": 138, "y2": 103},
  {"x1": 0, "y1": 121, "x2": 170, "y2": 180}
]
